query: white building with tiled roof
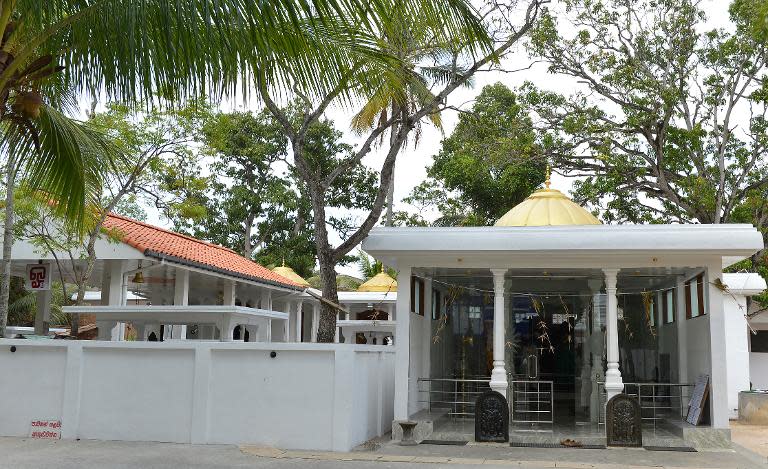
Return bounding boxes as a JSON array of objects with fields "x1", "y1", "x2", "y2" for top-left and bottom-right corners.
[{"x1": 6, "y1": 213, "x2": 311, "y2": 343}]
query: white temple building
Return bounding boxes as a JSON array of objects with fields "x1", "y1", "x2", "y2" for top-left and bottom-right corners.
[{"x1": 362, "y1": 179, "x2": 765, "y2": 445}]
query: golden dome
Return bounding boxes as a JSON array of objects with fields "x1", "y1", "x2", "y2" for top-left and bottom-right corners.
[
  {"x1": 272, "y1": 261, "x2": 310, "y2": 287},
  {"x1": 495, "y1": 177, "x2": 601, "y2": 227},
  {"x1": 358, "y1": 272, "x2": 398, "y2": 292}
]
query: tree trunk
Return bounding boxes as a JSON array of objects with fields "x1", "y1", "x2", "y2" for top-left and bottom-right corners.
[
  {"x1": 72, "y1": 241, "x2": 99, "y2": 338},
  {"x1": 384, "y1": 107, "x2": 400, "y2": 227},
  {"x1": 306, "y1": 172, "x2": 340, "y2": 343},
  {"x1": 243, "y1": 212, "x2": 255, "y2": 258},
  {"x1": 0, "y1": 163, "x2": 15, "y2": 338},
  {"x1": 316, "y1": 248, "x2": 339, "y2": 343},
  {"x1": 384, "y1": 168, "x2": 396, "y2": 226}
]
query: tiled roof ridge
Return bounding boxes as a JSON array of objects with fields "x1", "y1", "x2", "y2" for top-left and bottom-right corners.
[
  {"x1": 103, "y1": 213, "x2": 301, "y2": 289},
  {"x1": 105, "y1": 213, "x2": 241, "y2": 256}
]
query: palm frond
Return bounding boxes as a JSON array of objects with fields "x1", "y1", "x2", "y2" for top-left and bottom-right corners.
[
  {"x1": 20, "y1": 0, "x2": 490, "y2": 104},
  {"x1": 4, "y1": 104, "x2": 115, "y2": 229},
  {"x1": 8, "y1": 291, "x2": 35, "y2": 317}
]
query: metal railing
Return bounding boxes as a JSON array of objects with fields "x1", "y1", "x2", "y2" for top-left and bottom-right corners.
[
  {"x1": 509, "y1": 379, "x2": 554, "y2": 426},
  {"x1": 417, "y1": 377, "x2": 491, "y2": 419},
  {"x1": 597, "y1": 382, "x2": 694, "y2": 428}
]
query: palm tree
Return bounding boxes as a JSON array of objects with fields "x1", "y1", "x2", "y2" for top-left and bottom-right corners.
[
  {"x1": 0, "y1": 0, "x2": 488, "y2": 337},
  {"x1": 350, "y1": 8, "x2": 474, "y2": 226}
]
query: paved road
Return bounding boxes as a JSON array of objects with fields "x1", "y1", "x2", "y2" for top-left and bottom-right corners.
[{"x1": 0, "y1": 437, "x2": 765, "y2": 469}]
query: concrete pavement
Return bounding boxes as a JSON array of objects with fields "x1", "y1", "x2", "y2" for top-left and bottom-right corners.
[{"x1": 0, "y1": 437, "x2": 765, "y2": 469}]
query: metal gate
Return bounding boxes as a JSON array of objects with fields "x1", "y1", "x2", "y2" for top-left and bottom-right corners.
[{"x1": 509, "y1": 379, "x2": 554, "y2": 426}]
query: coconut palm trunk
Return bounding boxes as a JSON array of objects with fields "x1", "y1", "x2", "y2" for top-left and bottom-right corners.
[
  {"x1": 384, "y1": 106, "x2": 400, "y2": 227},
  {"x1": 0, "y1": 160, "x2": 16, "y2": 338}
]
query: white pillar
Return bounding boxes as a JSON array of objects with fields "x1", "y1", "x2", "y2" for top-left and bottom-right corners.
[
  {"x1": 489, "y1": 269, "x2": 508, "y2": 397},
  {"x1": 282, "y1": 302, "x2": 290, "y2": 342},
  {"x1": 706, "y1": 262, "x2": 729, "y2": 428},
  {"x1": 295, "y1": 300, "x2": 304, "y2": 342},
  {"x1": 262, "y1": 289, "x2": 272, "y2": 310},
  {"x1": 34, "y1": 289, "x2": 52, "y2": 336},
  {"x1": 221, "y1": 279, "x2": 235, "y2": 306},
  {"x1": 311, "y1": 303, "x2": 320, "y2": 342},
  {"x1": 220, "y1": 314, "x2": 235, "y2": 342},
  {"x1": 174, "y1": 268, "x2": 190, "y2": 306},
  {"x1": 334, "y1": 310, "x2": 340, "y2": 343},
  {"x1": 394, "y1": 265, "x2": 412, "y2": 420},
  {"x1": 171, "y1": 268, "x2": 190, "y2": 340},
  {"x1": 603, "y1": 268, "x2": 623, "y2": 400},
  {"x1": 106, "y1": 260, "x2": 126, "y2": 306},
  {"x1": 675, "y1": 278, "x2": 688, "y2": 383}
]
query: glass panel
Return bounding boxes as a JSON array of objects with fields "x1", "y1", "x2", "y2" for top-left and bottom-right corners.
[
  {"x1": 665, "y1": 290, "x2": 675, "y2": 323},
  {"x1": 689, "y1": 278, "x2": 700, "y2": 318}
]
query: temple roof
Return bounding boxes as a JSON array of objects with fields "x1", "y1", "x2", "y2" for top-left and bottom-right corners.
[
  {"x1": 103, "y1": 213, "x2": 302, "y2": 289},
  {"x1": 495, "y1": 187, "x2": 601, "y2": 227},
  {"x1": 357, "y1": 272, "x2": 397, "y2": 292},
  {"x1": 272, "y1": 262, "x2": 310, "y2": 287}
]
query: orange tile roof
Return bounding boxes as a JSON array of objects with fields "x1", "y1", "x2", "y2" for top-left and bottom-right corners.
[{"x1": 103, "y1": 213, "x2": 302, "y2": 289}]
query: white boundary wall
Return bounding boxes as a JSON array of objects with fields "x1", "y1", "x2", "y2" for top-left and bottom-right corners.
[{"x1": 0, "y1": 340, "x2": 394, "y2": 451}]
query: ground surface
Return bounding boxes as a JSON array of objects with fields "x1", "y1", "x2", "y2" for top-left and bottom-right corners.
[
  {"x1": 1, "y1": 437, "x2": 767, "y2": 469},
  {"x1": 732, "y1": 421, "x2": 768, "y2": 464}
]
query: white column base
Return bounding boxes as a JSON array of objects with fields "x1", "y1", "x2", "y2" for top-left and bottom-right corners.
[
  {"x1": 604, "y1": 363, "x2": 624, "y2": 401},
  {"x1": 489, "y1": 363, "x2": 508, "y2": 398}
]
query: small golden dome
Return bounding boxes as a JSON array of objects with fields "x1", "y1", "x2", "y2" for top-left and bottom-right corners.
[
  {"x1": 273, "y1": 261, "x2": 310, "y2": 287},
  {"x1": 357, "y1": 272, "x2": 398, "y2": 292},
  {"x1": 495, "y1": 178, "x2": 601, "y2": 227}
]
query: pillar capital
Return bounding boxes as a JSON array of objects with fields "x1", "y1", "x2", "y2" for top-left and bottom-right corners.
[
  {"x1": 602, "y1": 268, "x2": 619, "y2": 291},
  {"x1": 490, "y1": 268, "x2": 507, "y2": 291}
]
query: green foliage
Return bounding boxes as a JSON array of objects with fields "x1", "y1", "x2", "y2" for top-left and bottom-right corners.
[
  {"x1": 519, "y1": 0, "x2": 768, "y2": 295},
  {"x1": 181, "y1": 109, "x2": 313, "y2": 276},
  {"x1": 307, "y1": 273, "x2": 363, "y2": 292},
  {"x1": 161, "y1": 105, "x2": 378, "y2": 278},
  {"x1": 26, "y1": 0, "x2": 488, "y2": 105},
  {"x1": 356, "y1": 249, "x2": 397, "y2": 280},
  {"x1": 4, "y1": 101, "x2": 116, "y2": 229},
  {"x1": 396, "y1": 83, "x2": 546, "y2": 226},
  {"x1": 87, "y1": 100, "x2": 212, "y2": 224},
  {"x1": 524, "y1": 0, "x2": 768, "y2": 226},
  {"x1": 7, "y1": 278, "x2": 72, "y2": 327}
]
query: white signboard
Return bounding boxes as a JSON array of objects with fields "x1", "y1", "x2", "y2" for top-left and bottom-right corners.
[
  {"x1": 25, "y1": 263, "x2": 50, "y2": 291},
  {"x1": 29, "y1": 419, "x2": 61, "y2": 439}
]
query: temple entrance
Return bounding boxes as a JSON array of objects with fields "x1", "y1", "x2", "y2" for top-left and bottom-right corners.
[
  {"x1": 422, "y1": 266, "x2": 697, "y2": 443},
  {"x1": 509, "y1": 294, "x2": 595, "y2": 430}
]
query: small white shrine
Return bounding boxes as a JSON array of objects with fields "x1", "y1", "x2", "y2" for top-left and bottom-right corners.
[
  {"x1": 7, "y1": 214, "x2": 308, "y2": 342},
  {"x1": 362, "y1": 177, "x2": 765, "y2": 442}
]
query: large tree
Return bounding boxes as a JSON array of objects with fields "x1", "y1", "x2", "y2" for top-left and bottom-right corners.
[
  {"x1": 260, "y1": 0, "x2": 545, "y2": 342},
  {"x1": 174, "y1": 108, "x2": 377, "y2": 279},
  {"x1": 396, "y1": 83, "x2": 546, "y2": 227},
  {"x1": 524, "y1": 0, "x2": 768, "y2": 229}
]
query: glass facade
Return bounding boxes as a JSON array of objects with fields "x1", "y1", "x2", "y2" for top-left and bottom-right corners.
[{"x1": 428, "y1": 270, "x2": 688, "y2": 427}]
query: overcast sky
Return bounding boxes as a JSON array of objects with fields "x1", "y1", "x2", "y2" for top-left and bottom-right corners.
[{"x1": 102, "y1": 0, "x2": 733, "y2": 278}]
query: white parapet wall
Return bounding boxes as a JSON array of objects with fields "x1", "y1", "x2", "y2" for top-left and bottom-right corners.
[{"x1": 0, "y1": 340, "x2": 394, "y2": 451}]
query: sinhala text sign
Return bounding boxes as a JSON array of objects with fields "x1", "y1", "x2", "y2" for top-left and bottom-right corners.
[{"x1": 29, "y1": 419, "x2": 61, "y2": 439}]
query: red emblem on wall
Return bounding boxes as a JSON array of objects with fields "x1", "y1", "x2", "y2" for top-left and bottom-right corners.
[{"x1": 25, "y1": 264, "x2": 50, "y2": 290}]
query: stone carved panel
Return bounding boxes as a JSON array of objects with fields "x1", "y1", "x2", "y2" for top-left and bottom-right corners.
[
  {"x1": 606, "y1": 393, "x2": 642, "y2": 447},
  {"x1": 475, "y1": 391, "x2": 509, "y2": 443}
]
